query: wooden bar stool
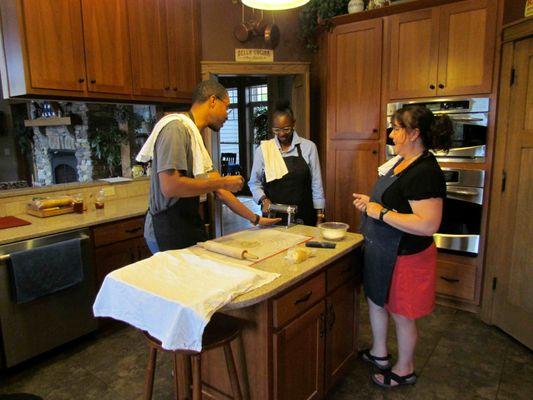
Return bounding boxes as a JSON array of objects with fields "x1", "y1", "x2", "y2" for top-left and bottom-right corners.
[{"x1": 142, "y1": 313, "x2": 243, "y2": 400}]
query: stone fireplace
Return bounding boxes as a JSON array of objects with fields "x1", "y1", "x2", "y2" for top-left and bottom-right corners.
[{"x1": 30, "y1": 102, "x2": 93, "y2": 186}]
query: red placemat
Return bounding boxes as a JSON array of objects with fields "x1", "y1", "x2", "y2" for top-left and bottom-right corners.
[{"x1": 0, "y1": 216, "x2": 32, "y2": 229}]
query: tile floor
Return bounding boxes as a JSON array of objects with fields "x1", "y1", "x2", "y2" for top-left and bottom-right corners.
[{"x1": 1, "y1": 302, "x2": 531, "y2": 400}]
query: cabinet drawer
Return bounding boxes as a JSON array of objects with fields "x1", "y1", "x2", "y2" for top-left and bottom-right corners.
[
  {"x1": 93, "y1": 217, "x2": 145, "y2": 247},
  {"x1": 273, "y1": 273, "x2": 325, "y2": 329},
  {"x1": 327, "y1": 254, "x2": 356, "y2": 293},
  {"x1": 436, "y1": 260, "x2": 476, "y2": 301}
]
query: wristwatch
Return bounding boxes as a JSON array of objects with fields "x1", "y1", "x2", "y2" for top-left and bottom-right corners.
[
  {"x1": 379, "y1": 207, "x2": 390, "y2": 221},
  {"x1": 316, "y1": 209, "x2": 325, "y2": 219}
]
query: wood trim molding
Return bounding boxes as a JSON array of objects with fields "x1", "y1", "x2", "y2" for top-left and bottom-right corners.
[
  {"x1": 502, "y1": 17, "x2": 533, "y2": 43},
  {"x1": 331, "y1": 0, "x2": 466, "y2": 26}
]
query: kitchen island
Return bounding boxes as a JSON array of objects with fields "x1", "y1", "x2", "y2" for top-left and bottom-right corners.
[{"x1": 199, "y1": 225, "x2": 363, "y2": 400}]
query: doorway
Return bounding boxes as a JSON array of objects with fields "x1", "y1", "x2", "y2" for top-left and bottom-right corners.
[{"x1": 201, "y1": 62, "x2": 310, "y2": 237}]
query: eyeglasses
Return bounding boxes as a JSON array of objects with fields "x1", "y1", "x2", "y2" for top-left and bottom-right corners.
[
  {"x1": 272, "y1": 127, "x2": 293, "y2": 134},
  {"x1": 214, "y1": 95, "x2": 233, "y2": 116}
]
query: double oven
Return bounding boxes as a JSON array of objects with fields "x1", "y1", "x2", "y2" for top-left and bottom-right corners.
[{"x1": 386, "y1": 98, "x2": 489, "y2": 256}]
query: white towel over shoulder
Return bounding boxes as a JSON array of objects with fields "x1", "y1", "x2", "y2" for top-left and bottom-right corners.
[
  {"x1": 136, "y1": 113, "x2": 213, "y2": 177},
  {"x1": 378, "y1": 155, "x2": 402, "y2": 176},
  {"x1": 260, "y1": 139, "x2": 288, "y2": 183}
]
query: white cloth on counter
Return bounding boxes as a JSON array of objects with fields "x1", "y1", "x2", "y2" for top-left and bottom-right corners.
[
  {"x1": 378, "y1": 155, "x2": 402, "y2": 176},
  {"x1": 93, "y1": 249, "x2": 279, "y2": 352},
  {"x1": 136, "y1": 113, "x2": 213, "y2": 177},
  {"x1": 260, "y1": 139, "x2": 289, "y2": 182}
]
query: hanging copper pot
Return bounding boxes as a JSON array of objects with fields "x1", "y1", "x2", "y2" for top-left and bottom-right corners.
[
  {"x1": 234, "y1": 3, "x2": 254, "y2": 42},
  {"x1": 264, "y1": 22, "x2": 280, "y2": 49}
]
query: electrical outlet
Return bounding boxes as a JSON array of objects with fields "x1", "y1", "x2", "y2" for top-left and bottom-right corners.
[
  {"x1": 3, "y1": 148, "x2": 11, "y2": 156},
  {"x1": 102, "y1": 186, "x2": 115, "y2": 196}
]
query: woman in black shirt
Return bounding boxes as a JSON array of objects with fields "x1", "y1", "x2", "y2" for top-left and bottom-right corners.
[{"x1": 353, "y1": 105, "x2": 452, "y2": 388}]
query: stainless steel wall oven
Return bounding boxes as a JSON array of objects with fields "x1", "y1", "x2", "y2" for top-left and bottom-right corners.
[
  {"x1": 386, "y1": 97, "x2": 489, "y2": 162},
  {"x1": 434, "y1": 168, "x2": 485, "y2": 256}
]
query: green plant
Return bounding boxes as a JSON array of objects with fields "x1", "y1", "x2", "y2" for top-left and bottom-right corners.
[
  {"x1": 253, "y1": 106, "x2": 269, "y2": 145},
  {"x1": 87, "y1": 106, "x2": 128, "y2": 178},
  {"x1": 298, "y1": 0, "x2": 350, "y2": 51}
]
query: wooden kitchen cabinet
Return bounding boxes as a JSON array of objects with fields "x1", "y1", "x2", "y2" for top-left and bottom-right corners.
[
  {"x1": 327, "y1": 19, "x2": 382, "y2": 140},
  {"x1": 0, "y1": 0, "x2": 200, "y2": 102},
  {"x1": 92, "y1": 217, "x2": 149, "y2": 290},
  {"x1": 82, "y1": 0, "x2": 133, "y2": 95},
  {"x1": 326, "y1": 140, "x2": 379, "y2": 233},
  {"x1": 2, "y1": 0, "x2": 86, "y2": 95},
  {"x1": 165, "y1": 0, "x2": 201, "y2": 98},
  {"x1": 387, "y1": 0, "x2": 497, "y2": 99},
  {"x1": 128, "y1": 0, "x2": 200, "y2": 99},
  {"x1": 273, "y1": 301, "x2": 326, "y2": 400}
]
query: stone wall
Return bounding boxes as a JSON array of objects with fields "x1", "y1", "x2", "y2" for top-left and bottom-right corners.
[{"x1": 30, "y1": 102, "x2": 93, "y2": 186}]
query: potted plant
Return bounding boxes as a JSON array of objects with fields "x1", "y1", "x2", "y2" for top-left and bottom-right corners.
[{"x1": 298, "y1": 0, "x2": 351, "y2": 51}]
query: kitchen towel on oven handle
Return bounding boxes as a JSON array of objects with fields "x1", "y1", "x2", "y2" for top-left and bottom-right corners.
[
  {"x1": 92, "y1": 249, "x2": 278, "y2": 352},
  {"x1": 9, "y1": 238, "x2": 84, "y2": 304}
]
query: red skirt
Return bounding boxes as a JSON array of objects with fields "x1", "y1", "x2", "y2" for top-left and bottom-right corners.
[{"x1": 385, "y1": 243, "x2": 437, "y2": 320}]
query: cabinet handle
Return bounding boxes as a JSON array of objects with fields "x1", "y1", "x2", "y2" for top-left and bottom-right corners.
[
  {"x1": 165, "y1": 86, "x2": 170, "y2": 90},
  {"x1": 319, "y1": 313, "x2": 326, "y2": 338},
  {"x1": 125, "y1": 227, "x2": 142, "y2": 234},
  {"x1": 173, "y1": 87, "x2": 178, "y2": 91},
  {"x1": 294, "y1": 290, "x2": 313, "y2": 305},
  {"x1": 438, "y1": 84, "x2": 445, "y2": 89},
  {"x1": 440, "y1": 276, "x2": 460, "y2": 283},
  {"x1": 372, "y1": 128, "x2": 378, "y2": 133},
  {"x1": 372, "y1": 150, "x2": 377, "y2": 155},
  {"x1": 78, "y1": 78, "x2": 85, "y2": 83},
  {"x1": 429, "y1": 84, "x2": 436, "y2": 90},
  {"x1": 90, "y1": 79, "x2": 96, "y2": 84}
]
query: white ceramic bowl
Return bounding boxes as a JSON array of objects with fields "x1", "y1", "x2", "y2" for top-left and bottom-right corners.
[{"x1": 318, "y1": 222, "x2": 349, "y2": 241}]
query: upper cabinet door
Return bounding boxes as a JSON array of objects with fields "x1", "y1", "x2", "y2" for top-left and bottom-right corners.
[
  {"x1": 82, "y1": 0, "x2": 132, "y2": 95},
  {"x1": 388, "y1": 8, "x2": 440, "y2": 99},
  {"x1": 127, "y1": 0, "x2": 170, "y2": 97},
  {"x1": 437, "y1": 0, "x2": 497, "y2": 96},
  {"x1": 328, "y1": 19, "x2": 382, "y2": 140},
  {"x1": 165, "y1": 0, "x2": 200, "y2": 99},
  {"x1": 21, "y1": 0, "x2": 86, "y2": 92}
]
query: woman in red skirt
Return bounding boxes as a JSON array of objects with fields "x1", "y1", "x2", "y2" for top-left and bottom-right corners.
[{"x1": 353, "y1": 105, "x2": 452, "y2": 388}]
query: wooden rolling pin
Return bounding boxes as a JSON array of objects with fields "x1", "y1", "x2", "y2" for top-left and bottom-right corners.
[{"x1": 197, "y1": 241, "x2": 258, "y2": 260}]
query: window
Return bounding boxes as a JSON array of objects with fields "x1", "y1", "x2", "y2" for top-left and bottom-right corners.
[{"x1": 219, "y1": 88, "x2": 240, "y2": 164}]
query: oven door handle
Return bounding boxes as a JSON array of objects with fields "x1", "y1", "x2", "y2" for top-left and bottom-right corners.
[
  {"x1": 446, "y1": 188, "x2": 479, "y2": 196},
  {"x1": 448, "y1": 116, "x2": 484, "y2": 122}
]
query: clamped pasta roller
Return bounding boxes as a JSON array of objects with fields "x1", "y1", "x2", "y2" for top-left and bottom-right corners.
[{"x1": 266, "y1": 203, "x2": 298, "y2": 228}]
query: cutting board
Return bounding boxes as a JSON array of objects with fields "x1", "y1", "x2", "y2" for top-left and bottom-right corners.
[
  {"x1": 0, "y1": 216, "x2": 32, "y2": 229},
  {"x1": 26, "y1": 206, "x2": 74, "y2": 218}
]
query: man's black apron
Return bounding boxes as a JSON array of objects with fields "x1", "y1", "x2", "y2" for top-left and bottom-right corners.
[
  {"x1": 151, "y1": 196, "x2": 207, "y2": 252},
  {"x1": 150, "y1": 111, "x2": 207, "y2": 252},
  {"x1": 360, "y1": 164, "x2": 404, "y2": 307},
  {"x1": 264, "y1": 143, "x2": 316, "y2": 226}
]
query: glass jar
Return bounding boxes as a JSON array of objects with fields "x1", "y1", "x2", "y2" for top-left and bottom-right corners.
[
  {"x1": 73, "y1": 193, "x2": 84, "y2": 213},
  {"x1": 95, "y1": 188, "x2": 105, "y2": 209}
]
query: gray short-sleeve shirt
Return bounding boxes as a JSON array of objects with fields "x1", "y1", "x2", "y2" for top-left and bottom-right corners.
[{"x1": 144, "y1": 119, "x2": 194, "y2": 245}]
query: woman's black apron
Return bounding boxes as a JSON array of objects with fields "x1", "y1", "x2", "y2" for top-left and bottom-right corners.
[
  {"x1": 264, "y1": 143, "x2": 316, "y2": 226},
  {"x1": 151, "y1": 196, "x2": 207, "y2": 252},
  {"x1": 360, "y1": 164, "x2": 404, "y2": 307}
]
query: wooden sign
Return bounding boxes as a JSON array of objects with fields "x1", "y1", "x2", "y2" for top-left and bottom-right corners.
[
  {"x1": 526, "y1": 0, "x2": 533, "y2": 17},
  {"x1": 235, "y1": 49, "x2": 274, "y2": 62}
]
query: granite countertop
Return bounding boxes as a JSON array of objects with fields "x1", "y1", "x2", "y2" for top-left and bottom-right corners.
[
  {"x1": 0, "y1": 195, "x2": 148, "y2": 246},
  {"x1": 221, "y1": 225, "x2": 363, "y2": 309}
]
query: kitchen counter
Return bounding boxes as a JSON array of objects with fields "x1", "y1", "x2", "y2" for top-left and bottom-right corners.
[
  {"x1": 0, "y1": 195, "x2": 148, "y2": 246},
  {"x1": 222, "y1": 224, "x2": 363, "y2": 309}
]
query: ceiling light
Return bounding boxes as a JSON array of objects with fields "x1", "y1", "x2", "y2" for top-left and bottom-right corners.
[{"x1": 241, "y1": 0, "x2": 310, "y2": 11}]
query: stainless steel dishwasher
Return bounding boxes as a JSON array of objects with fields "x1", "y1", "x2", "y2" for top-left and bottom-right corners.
[{"x1": 0, "y1": 229, "x2": 98, "y2": 369}]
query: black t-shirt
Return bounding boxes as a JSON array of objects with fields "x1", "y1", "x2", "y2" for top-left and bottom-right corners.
[{"x1": 381, "y1": 152, "x2": 446, "y2": 255}]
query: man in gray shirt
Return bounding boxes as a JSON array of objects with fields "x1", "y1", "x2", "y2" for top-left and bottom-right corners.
[{"x1": 144, "y1": 80, "x2": 279, "y2": 253}]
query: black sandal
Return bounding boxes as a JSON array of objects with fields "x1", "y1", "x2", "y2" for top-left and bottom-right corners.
[
  {"x1": 371, "y1": 370, "x2": 417, "y2": 388},
  {"x1": 359, "y1": 349, "x2": 392, "y2": 370}
]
